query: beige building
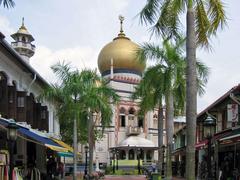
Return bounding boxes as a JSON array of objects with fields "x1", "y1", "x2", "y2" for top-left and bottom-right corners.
[{"x1": 91, "y1": 17, "x2": 185, "y2": 165}]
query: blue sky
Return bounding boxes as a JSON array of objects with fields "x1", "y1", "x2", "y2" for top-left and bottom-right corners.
[{"x1": 0, "y1": 0, "x2": 239, "y2": 112}]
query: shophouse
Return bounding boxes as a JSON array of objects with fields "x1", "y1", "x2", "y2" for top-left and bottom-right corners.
[{"x1": 0, "y1": 20, "x2": 63, "y2": 179}]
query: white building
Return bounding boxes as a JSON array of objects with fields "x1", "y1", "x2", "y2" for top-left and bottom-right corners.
[{"x1": 0, "y1": 19, "x2": 60, "y2": 175}]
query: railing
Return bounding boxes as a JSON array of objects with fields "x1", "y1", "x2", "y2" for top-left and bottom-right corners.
[
  {"x1": 126, "y1": 126, "x2": 142, "y2": 136},
  {"x1": 11, "y1": 42, "x2": 35, "y2": 51}
]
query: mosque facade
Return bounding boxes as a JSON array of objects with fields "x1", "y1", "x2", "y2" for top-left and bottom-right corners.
[
  {"x1": 94, "y1": 17, "x2": 163, "y2": 165},
  {"x1": 92, "y1": 17, "x2": 186, "y2": 166}
]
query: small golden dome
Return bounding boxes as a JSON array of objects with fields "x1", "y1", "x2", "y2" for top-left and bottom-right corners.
[
  {"x1": 11, "y1": 17, "x2": 34, "y2": 42},
  {"x1": 98, "y1": 16, "x2": 145, "y2": 75}
]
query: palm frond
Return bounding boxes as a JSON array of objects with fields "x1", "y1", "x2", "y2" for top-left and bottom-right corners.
[
  {"x1": 207, "y1": 0, "x2": 227, "y2": 34},
  {"x1": 139, "y1": 0, "x2": 161, "y2": 25},
  {"x1": 195, "y1": 0, "x2": 211, "y2": 48},
  {"x1": 0, "y1": 0, "x2": 14, "y2": 8}
]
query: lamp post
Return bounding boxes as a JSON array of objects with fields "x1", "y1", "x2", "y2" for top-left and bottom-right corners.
[
  {"x1": 116, "y1": 150, "x2": 119, "y2": 170},
  {"x1": 72, "y1": 94, "x2": 80, "y2": 180},
  {"x1": 203, "y1": 115, "x2": 216, "y2": 180},
  {"x1": 137, "y1": 148, "x2": 141, "y2": 174},
  {"x1": 112, "y1": 149, "x2": 116, "y2": 174},
  {"x1": 7, "y1": 119, "x2": 18, "y2": 180},
  {"x1": 84, "y1": 145, "x2": 89, "y2": 177},
  {"x1": 162, "y1": 145, "x2": 166, "y2": 176}
]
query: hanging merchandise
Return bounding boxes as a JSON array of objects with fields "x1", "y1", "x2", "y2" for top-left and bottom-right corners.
[
  {"x1": 30, "y1": 168, "x2": 40, "y2": 180},
  {"x1": 0, "y1": 150, "x2": 9, "y2": 180},
  {"x1": 12, "y1": 167, "x2": 23, "y2": 180}
]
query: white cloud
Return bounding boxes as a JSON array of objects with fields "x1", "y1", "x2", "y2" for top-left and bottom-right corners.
[
  {"x1": 0, "y1": 15, "x2": 14, "y2": 38},
  {"x1": 31, "y1": 45, "x2": 98, "y2": 84}
]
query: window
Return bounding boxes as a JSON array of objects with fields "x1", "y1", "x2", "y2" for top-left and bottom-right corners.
[
  {"x1": 138, "y1": 117, "x2": 144, "y2": 127},
  {"x1": 129, "y1": 108, "x2": 135, "y2": 115},
  {"x1": 128, "y1": 108, "x2": 135, "y2": 120},
  {"x1": 41, "y1": 110, "x2": 46, "y2": 119},
  {"x1": 8, "y1": 91, "x2": 13, "y2": 103},
  {"x1": 128, "y1": 115, "x2": 134, "y2": 121},
  {"x1": 22, "y1": 36, "x2": 26, "y2": 42},
  {"x1": 120, "y1": 115, "x2": 125, "y2": 127},
  {"x1": 17, "y1": 97, "x2": 24, "y2": 107}
]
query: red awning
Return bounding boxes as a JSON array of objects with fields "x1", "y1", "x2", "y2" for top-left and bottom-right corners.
[
  {"x1": 213, "y1": 129, "x2": 232, "y2": 141},
  {"x1": 195, "y1": 139, "x2": 208, "y2": 150}
]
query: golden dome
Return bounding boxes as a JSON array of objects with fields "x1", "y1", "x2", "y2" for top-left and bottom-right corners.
[{"x1": 98, "y1": 16, "x2": 145, "y2": 75}]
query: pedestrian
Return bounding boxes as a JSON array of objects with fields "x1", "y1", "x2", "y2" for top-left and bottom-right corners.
[{"x1": 57, "y1": 160, "x2": 64, "y2": 179}]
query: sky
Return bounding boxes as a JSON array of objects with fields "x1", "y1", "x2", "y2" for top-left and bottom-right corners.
[{"x1": 0, "y1": 0, "x2": 239, "y2": 113}]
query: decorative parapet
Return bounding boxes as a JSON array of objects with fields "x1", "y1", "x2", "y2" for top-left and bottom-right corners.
[{"x1": 126, "y1": 126, "x2": 142, "y2": 136}]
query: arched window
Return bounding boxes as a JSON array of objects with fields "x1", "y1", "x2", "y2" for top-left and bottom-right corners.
[
  {"x1": 129, "y1": 149, "x2": 135, "y2": 160},
  {"x1": 119, "y1": 107, "x2": 126, "y2": 127},
  {"x1": 119, "y1": 150, "x2": 126, "y2": 159},
  {"x1": 22, "y1": 36, "x2": 26, "y2": 42},
  {"x1": 138, "y1": 115, "x2": 144, "y2": 128},
  {"x1": 129, "y1": 107, "x2": 135, "y2": 115},
  {"x1": 146, "y1": 150, "x2": 152, "y2": 160},
  {"x1": 0, "y1": 72, "x2": 8, "y2": 99},
  {"x1": 128, "y1": 107, "x2": 135, "y2": 120}
]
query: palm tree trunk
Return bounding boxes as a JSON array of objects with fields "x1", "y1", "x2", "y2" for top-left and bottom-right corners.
[
  {"x1": 88, "y1": 109, "x2": 94, "y2": 176},
  {"x1": 186, "y1": 4, "x2": 197, "y2": 180},
  {"x1": 165, "y1": 92, "x2": 174, "y2": 180},
  {"x1": 73, "y1": 114, "x2": 77, "y2": 180},
  {"x1": 157, "y1": 101, "x2": 164, "y2": 176}
]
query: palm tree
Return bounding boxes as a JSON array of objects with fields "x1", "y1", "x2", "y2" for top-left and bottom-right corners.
[
  {"x1": 132, "y1": 64, "x2": 165, "y2": 175},
  {"x1": 139, "y1": 1, "x2": 226, "y2": 179},
  {"x1": 135, "y1": 38, "x2": 209, "y2": 179},
  {"x1": 0, "y1": 0, "x2": 14, "y2": 8},
  {"x1": 40, "y1": 62, "x2": 119, "y2": 179}
]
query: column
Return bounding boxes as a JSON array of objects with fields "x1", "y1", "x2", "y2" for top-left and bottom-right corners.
[
  {"x1": 134, "y1": 149, "x2": 137, "y2": 160},
  {"x1": 126, "y1": 150, "x2": 129, "y2": 160},
  {"x1": 144, "y1": 150, "x2": 147, "y2": 163},
  {"x1": 125, "y1": 115, "x2": 128, "y2": 127},
  {"x1": 151, "y1": 151, "x2": 154, "y2": 162}
]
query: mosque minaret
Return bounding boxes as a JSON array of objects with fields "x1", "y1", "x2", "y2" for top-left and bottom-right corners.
[{"x1": 11, "y1": 18, "x2": 35, "y2": 63}]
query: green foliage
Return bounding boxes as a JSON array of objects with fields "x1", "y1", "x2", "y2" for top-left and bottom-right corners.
[
  {"x1": 105, "y1": 168, "x2": 140, "y2": 175},
  {"x1": 104, "y1": 166, "x2": 112, "y2": 175},
  {"x1": 134, "y1": 38, "x2": 210, "y2": 115},
  {"x1": 39, "y1": 62, "x2": 119, "y2": 144},
  {"x1": 139, "y1": 0, "x2": 227, "y2": 48}
]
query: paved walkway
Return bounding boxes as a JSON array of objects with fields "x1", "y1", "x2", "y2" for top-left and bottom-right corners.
[
  {"x1": 104, "y1": 175, "x2": 185, "y2": 180},
  {"x1": 104, "y1": 175, "x2": 147, "y2": 180}
]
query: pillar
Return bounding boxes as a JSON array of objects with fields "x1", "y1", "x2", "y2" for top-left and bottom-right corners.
[
  {"x1": 151, "y1": 151, "x2": 154, "y2": 162},
  {"x1": 144, "y1": 150, "x2": 147, "y2": 163},
  {"x1": 134, "y1": 149, "x2": 137, "y2": 160},
  {"x1": 126, "y1": 150, "x2": 129, "y2": 160}
]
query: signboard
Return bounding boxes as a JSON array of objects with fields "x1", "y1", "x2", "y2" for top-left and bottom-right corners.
[{"x1": 227, "y1": 104, "x2": 239, "y2": 127}]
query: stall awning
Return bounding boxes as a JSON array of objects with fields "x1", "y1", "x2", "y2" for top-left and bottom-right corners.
[
  {"x1": 18, "y1": 127, "x2": 68, "y2": 152},
  {"x1": 0, "y1": 118, "x2": 68, "y2": 152},
  {"x1": 195, "y1": 139, "x2": 208, "y2": 150},
  {"x1": 52, "y1": 139, "x2": 73, "y2": 152},
  {"x1": 57, "y1": 152, "x2": 74, "y2": 157},
  {"x1": 219, "y1": 128, "x2": 240, "y2": 142}
]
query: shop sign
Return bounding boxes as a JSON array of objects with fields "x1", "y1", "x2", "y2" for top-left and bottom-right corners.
[{"x1": 227, "y1": 104, "x2": 239, "y2": 127}]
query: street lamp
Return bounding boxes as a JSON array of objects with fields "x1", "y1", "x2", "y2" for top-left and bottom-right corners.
[
  {"x1": 137, "y1": 148, "x2": 141, "y2": 174},
  {"x1": 203, "y1": 115, "x2": 216, "y2": 180},
  {"x1": 72, "y1": 94, "x2": 80, "y2": 180},
  {"x1": 84, "y1": 145, "x2": 89, "y2": 177},
  {"x1": 7, "y1": 119, "x2": 18, "y2": 180}
]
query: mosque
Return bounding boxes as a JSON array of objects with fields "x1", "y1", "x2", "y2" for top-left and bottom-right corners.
[{"x1": 93, "y1": 16, "x2": 185, "y2": 165}]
